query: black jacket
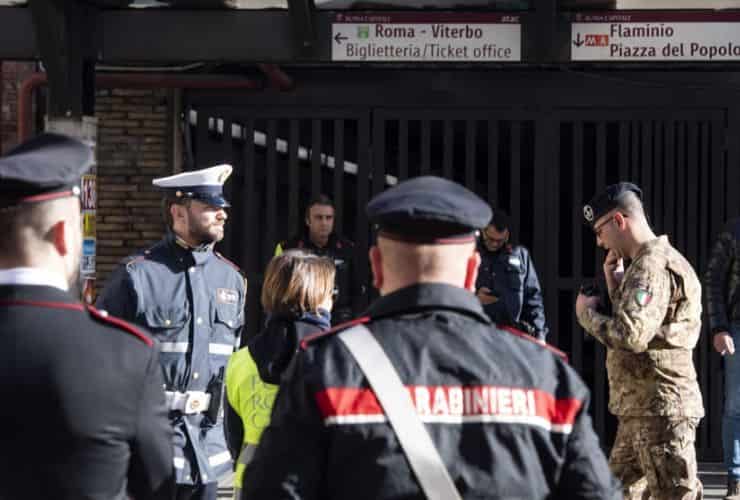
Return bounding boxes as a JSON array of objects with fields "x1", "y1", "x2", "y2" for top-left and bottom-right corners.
[
  {"x1": 224, "y1": 311, "x2": 331, "y2": 459},
  {"x1": 705, "y1": 218, "x2": 740, "y2": 333},
  {"x1": 0, "y1": 284, "x2": 174, "y2": 500},
  {"x1": 242, "y1": 283, "x2": 620, "y2": 499},
  {"x1": 476, "y1": 243, "x2": 549, "y2": 340},
  {"x1": 277, "y1": 233, "x2": 363, "y2": 324}
]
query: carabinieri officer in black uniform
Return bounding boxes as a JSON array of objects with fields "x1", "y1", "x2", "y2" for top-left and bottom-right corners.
[
  {"x1": 242, "y1": 176, "x2": 620, "y2": 500},
  {"x1": 0, "y1": 134, "x2": 174, "y2": 500},
  {"x1": 97, "y1": 164, "x2": 246, "y2": 500}
]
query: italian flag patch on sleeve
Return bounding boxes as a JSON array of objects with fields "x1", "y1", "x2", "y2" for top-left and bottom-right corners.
[{"x1": 635, "y1": 289, "x2": 653, "y2": 307}]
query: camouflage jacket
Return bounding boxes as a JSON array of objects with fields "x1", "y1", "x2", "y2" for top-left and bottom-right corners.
[
  {"x1": 704, "y1": 218, "x2": 740, "y2": 333},
  {"x1": 577, "y1": 236, "x2": 704, "y2": 418}
]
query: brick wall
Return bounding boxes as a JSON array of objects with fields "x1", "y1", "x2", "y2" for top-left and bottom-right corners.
[
  {"x1": 1, "y1": 61, "x2": 36, "y2": 154},
  {"x1": 95, "y1": 88, "x2": 173, "y2": 289},
  {"x1": 0, "y1": 69, "x2": 176, "y2": 291}
]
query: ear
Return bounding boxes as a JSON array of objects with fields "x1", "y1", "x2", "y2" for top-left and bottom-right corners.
[
  {"x1": 171, "y1": 202, "x2": 188, "y2": 222},
  {"x1": 614, "y1": 212, "x2": 627, "y2": 230},
  {"x1": 464, "y1": 250, "x2": 481, "y2": 292},
  {"x1": 50, "y1": 220, "x2": 69, "y2": 256},
  {"x1": 369, "y1": 245, "x2": 383, "y2": 290}
]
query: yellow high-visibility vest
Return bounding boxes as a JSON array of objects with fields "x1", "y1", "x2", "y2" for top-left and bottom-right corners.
[{"x1": 224, "y1": 347, "x2": 279, "y2": 492}]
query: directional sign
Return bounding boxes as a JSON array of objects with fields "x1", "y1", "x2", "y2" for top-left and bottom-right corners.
[
  {"x1": 572, "y1": 11, "x2": 740, "y2": 61},
  {"x1": 332, "y1": 12, "x2": 521, "y2": 62}
]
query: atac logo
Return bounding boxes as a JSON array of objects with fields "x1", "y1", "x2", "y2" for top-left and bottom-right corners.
[{"x1": 583, "y1": 205, "x2": 595, "y2": 223}]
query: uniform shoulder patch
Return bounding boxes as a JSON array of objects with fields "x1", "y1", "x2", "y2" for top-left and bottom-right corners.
[
  {"x1": 300, "y1": 316, "x2": 371, "y2": 350},
  {"x1": 634, "y1": 288, "x2": 653, "y2": 307},
  {"x1": 87, "y1": 306, "x2": 154, "y2": 347},
  {"x1": 125, "y1": 254, "x2": 148, "y2": 271},
  {"x1": 215, "y1": 251, "x2": 244, "y2": 274},
  {"x1": 499, "y1": 324, "x2": 568, "y2": 363}
]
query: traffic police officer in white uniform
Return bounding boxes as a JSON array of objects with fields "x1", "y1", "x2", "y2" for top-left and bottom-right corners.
[{"x1": 98, "y1": 165, "x2": 246, "y2": 500}]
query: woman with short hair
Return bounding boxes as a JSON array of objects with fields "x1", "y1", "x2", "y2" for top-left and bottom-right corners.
[{"x1": 224, "y1": 250, "x2": 335, "y2": 499}]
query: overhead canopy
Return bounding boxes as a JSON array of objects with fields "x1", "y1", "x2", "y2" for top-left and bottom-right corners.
[{"x1": 5, "y1": 0, "x2": 740, "y2": 8}]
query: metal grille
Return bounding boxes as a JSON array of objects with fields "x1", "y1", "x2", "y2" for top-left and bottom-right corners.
[
  {"x1": 187, "y1": 107, "x2": 372, "y2": 336},
  {"x1": 372, "y1": 110, "x2": 539, "y2": 242},
  {"x1": 187, "y1": 97, "x2": 734, "y2": 460}
]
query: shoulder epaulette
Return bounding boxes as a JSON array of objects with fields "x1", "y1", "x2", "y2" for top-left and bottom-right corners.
[
  {"x1": 215, "y1": 251, "x2": 244, "y2": 274},
  {"x1": 87, "y1": 306, "x2": 154, "y2": 347},
  {"x1": 300, "y1": 316, "x2": 372, "y2": 350},
  {"x1": 498, "y1": 324, "x2": 568, "y2": 363},
  {"x1": 125, "y1": 253, "x2": 148, "y2": 270},
  {"x1": 123, "y1": 247, "x2": 155, "y2": 271}
]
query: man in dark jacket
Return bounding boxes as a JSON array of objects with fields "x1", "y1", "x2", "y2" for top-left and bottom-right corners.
[
  {"x1": 243, "y1": 176, "x2": 620, "y2": 500},
  {"x1": 275, "y1": 194, "x2": 363, "y2": 324},
  {"x1": 705, "y1": 218, "x2": 740, "y2": 499},
  {"x1": 0, "y1": 134, "x2": 174, "y2": 500},
  {"x1": 476, "y1": 209, "x2": 548, "y2": 340}
]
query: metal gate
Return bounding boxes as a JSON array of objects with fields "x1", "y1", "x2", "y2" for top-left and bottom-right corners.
[
  {"x1": 187, "y1": 90, "x2": 736, "y2": 460},
  {"x1": 187, "y1": 107, "x2": 373, "y2": 337}
]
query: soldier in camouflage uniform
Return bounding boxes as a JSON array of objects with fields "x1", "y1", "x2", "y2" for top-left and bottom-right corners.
[
  {"x1": 705, "y1": 218, "x2": 740, "y2": 499},
  {"x1": 576, "y1": 182, "x2": 704, "y2": 500}
]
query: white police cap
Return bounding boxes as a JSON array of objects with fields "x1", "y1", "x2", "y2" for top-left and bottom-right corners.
[{"x1": 153, "y1": 164, "x2": 233, "y2": 208}]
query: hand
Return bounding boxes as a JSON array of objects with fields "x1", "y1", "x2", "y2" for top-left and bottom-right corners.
[
  {"x1": 603, "y1": 249, "x2": 624, "y2": 283},
  {"x1": 713, "y1": 331, "x2": 735, "y2": 356},
  {"x1": 576, "y1": 293, "x2": 600, "y2": 318},
  {"x1": 476, "y1": 287, "x2": 498, "y2": 305}
]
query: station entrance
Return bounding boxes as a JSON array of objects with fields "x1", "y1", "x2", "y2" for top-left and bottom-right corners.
[{"x1": 187, "y1": 68, "x2": 739, "y2": 458}]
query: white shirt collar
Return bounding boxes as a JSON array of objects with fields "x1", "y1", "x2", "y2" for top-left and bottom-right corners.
[{"x1": 0, "y1": 267, "x2": 69, "y2": 291}]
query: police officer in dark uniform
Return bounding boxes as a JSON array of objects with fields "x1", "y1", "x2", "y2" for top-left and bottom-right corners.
[
  {"x1": 0, "y1": 134, "x2": 174, "y2": 500},
  {"x1": 243, "y1": 176, "x2": 620, "y2": 500},
  {"x1": 275, "y1": 194, "x2": 363, "y2": 324},
  {"x1": 476, "y1": 208, "x2": 548, "y2": 340},
  {"x1": 97, "y1": 164, "x2": 246, "y2": 500}
]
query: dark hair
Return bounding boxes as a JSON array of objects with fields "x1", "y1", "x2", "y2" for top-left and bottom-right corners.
[
  {"x1": 0, "y1": 199, "x2": 64, "y2": 255},
  {"x1": 613, "y1": 191, "x2": 646, "y2": 219},
  {"x1": 304, "y1": 194, "x2": 334, "y2": 219},
  {"x1": 161, "y1": 196, "x2": 191, "y2": 229},
  {"x1": 0, "y1": 204, "x2": 25, "y2": 255},
  {"x1": 490, "y1": 208, "x2": 511, "y2": 232}
]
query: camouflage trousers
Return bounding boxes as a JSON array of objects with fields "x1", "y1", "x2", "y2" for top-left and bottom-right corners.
[{"x1": 610, "y1": 416, "x2": 702, "y2": 500}]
